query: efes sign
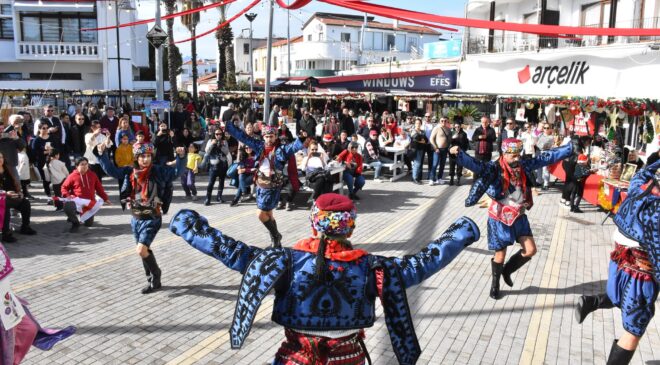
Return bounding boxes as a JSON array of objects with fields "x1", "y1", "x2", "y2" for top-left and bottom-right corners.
[
  {"x1": 318, "y1": 69, "x2": 457, "y2": 92},
  {"x1": 517, "y1": 61, "x2": 590, "y2": 89}
]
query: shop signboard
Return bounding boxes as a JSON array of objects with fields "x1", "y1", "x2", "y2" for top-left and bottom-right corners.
[
  {"x1": 458, "y1": 45, "x2": 660, "y2": 98},
  {"x1": 424, "y1": 40, "x2": 462, "y2": 59},
  {"x1": 318, "y1": 69, "x2": 457, "y2": 93}
]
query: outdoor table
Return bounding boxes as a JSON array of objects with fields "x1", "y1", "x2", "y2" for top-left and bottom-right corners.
[{"x1": 383, "y1": 147, "x2": 406, "y2": 182}]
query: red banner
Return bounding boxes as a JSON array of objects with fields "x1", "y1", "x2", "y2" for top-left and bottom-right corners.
[
  {"x1": 322, "y1": 0, "x2": 660, "y2": 37},
  {"x1": 82, "y1": 0, "x2": 237, "y2": 31},
  {"x1": 175, "y1": 0, "x2": 260, "y2": 43}
]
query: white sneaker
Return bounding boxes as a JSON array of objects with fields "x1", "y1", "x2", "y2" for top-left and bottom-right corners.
[
  {"x1": 437, "y1": 180, "x2": 447, "y2": 185},
  {"x1": 374, "y1": 178, "x2": 383, "y2": 183},
  {"x1": 428, "y1": 180, "x2": 437, "y2": 186}
]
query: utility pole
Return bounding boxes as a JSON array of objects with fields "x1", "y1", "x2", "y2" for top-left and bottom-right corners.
[
  {"x1": 245, "y1": 13, "x2": 257, "y2": 94},
  {"x1": 263, "y1": 0, "x2": 274, "y2": 124},
  {"x1": 114, "y1": 0, "x2": 122, "y2": 107},
  {"x1": 155, "y1": 0, "x2": 163, "y2": 100},
  {"x1": 287, "y1": 4, "x2": 291, "y2": 77}
]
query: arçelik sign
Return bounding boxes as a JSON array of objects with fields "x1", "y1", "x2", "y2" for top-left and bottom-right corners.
[{"x1": 517, "y1": 61, "x2": 590, "y2": 89}]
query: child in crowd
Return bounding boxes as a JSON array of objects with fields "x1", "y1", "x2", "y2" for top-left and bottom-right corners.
[
  {"x1": 231, "y1": 145, "x2": 256, "y2": 207},
  {"x1": 44, "y1": 148, "x2": 69, "y2": 211},
  {"x1": 17, "y1": 145, "x2": 33, "y2": 199},
  {"x1": 182, "y1": 143, "x2": 202, "y2": 200},
  {"x1": 115, "y1": 134, "x2": 134, "y2": 168},
  {"x1": 569, "y1": 154, "x2": 592, "y2": 213},
  {"x1": 135, "y1": 130, "x2": 146, "y2": 145}
]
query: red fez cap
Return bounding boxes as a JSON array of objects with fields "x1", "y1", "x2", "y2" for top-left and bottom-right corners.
[{"x1": 314, "y1": 193, "x2": 354, "y2": 212}]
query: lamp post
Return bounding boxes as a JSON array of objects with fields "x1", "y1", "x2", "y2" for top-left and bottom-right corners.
[
  {"x1": 114, "y1": 0, "x2": 135, "y2": 110},
  {"x1": 155, "y1": 0, "x2": 163, "y2": 101},
  {"x1": 245, "y1": 13, "x2": 257, "y2": 94},
  {"x1": 263, "y1": 0, "x2": 275, "y2": 123}
]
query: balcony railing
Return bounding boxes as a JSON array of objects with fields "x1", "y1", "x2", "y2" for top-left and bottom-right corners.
[
  {"x1": 466, "y1": 17, "x2": 660, "y2": 55},
  {"x1": 17, "y1": 41, "x2": 99, "y2": 59}
]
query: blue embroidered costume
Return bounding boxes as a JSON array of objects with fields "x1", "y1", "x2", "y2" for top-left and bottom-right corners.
[
  {"x1": 455, "y1": 140, "x2": 572, "y2": 299},
  {"x1": 169, "y1": 193, "x2": 480, "y2": 365},
  {"x1": 225, "y1": 122, "x2": 304, "y2": 247},
  {"x1": 97, "y1": 143, "x2": 185, "y2": 294},
  {"x1": 576, "y1": 159, "x2": 660, "y2": 365}
]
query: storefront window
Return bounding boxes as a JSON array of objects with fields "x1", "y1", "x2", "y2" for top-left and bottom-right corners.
[{"x1": 0, "y1": 4, "x2": 13, "y2": 40}]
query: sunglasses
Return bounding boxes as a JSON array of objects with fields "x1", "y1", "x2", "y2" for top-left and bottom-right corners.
[
  {"x1": 46, "y1": 110, "x2": 54, "y2": 112},
  {"x1": 543, "y1": 127, "x2": 551, "y2": 130},
  {"x1": 506, "y1": 122, "x2": 514, "y2": 125},
  {"x1": 40, "y1": 127, "x2": 48, "y2": 130},
  {"x1": 310, "y1": 149, "x2": 318, "y2": 152}
]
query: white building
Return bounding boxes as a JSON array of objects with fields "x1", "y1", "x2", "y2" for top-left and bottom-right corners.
[
  {"x1": 248, "y1": 12, "x2": 440, "y2": 84},
  {"x1": 177, "y1": 58, "x2": 216, "y2": 92},
  {"x1": 232, "y1": 32, "x2": 270, "y2": 84},
  {"x1": 0, "y1": 0, "x2": 151, "y2": 90},
  {"x1": 459, "y1": 0, "x2": 660, "y2": 98}
]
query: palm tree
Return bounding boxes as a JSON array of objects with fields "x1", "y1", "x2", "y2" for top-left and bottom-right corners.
[
  {"x1": 163, "y1": 0, "x2": 179, "y2": 102},
  {"x1": 181, "y1": 0, "x2": 201, "y2": 102},
  {"x1": 215, "y1": 4, "x2": 236, "y2": 90}
]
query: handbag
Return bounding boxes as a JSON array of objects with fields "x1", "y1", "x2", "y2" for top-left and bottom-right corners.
[{"x1": 227, "y1": 162, "x2": 239, "y2": 180}]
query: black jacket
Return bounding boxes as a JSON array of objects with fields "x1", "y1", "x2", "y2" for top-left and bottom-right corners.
[
  {"x1": 299, "y1": 116, "x2": 317, "y2": 138},
  {"x1": 69, "y1": 123, "x2": 89, "y2": 155},
  {"x1": 471, "y1": 126, "x2": 496, "y2": 154},
  {"x1": 340, "y1": 114, "x2": 356, "y2": 136},
  {"x1": 450, "y1": 129, "x2": 470, "y2": 151}
]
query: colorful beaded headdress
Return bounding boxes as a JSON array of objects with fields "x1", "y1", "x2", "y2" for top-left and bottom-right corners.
[
  {"x1": 310, "y1": 193, "x2": 357, "y2": 236},
  {"x1": 133, "y1": 143, "x2": 154, "y2": 158},
  {"x1": 501, "y1": 138, "x2": 523, "y2": 154}
]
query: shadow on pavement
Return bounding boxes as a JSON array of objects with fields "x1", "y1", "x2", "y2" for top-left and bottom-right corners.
[{"x1": 164, "y1": 284, "x2": 241, "y2": 301}]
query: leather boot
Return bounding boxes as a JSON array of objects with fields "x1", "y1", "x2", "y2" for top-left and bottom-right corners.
[
  {"x1": 491, "y1": 259, "x2": 503, "y2": 300},
  {"x1": 263, "y1": 219, "x2": 282, "y2": 248},
  {"x1": 456, "y1": 177, "x2": 461, "y2": 186},
  {"x1": 502, "y1": 250, "x2": 532, "y2": 287},
  {"x1": 141, "y1": 250, "x2": 162, "y2": 294},
  {"x1": 606, "y1": 340, "x2": 635, "y2": 365},
  {"x1": 449, "y1": 177, "x2": 454, "y2": 186},
  {"x1": 575, "y1": 293, "x2": 614, "y2": 324},
  {"x1": 216, "y1": 191, "x2": 224, "y2": 203}
]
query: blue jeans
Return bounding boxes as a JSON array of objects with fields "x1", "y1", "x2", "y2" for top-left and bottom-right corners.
[
  {"x1": 343, "y1": 172, "x2": 365, "y2": 195},
  {"x1": 430, "y1": 148, "x2": 449, "y2": 182},
  {"x1": 368, "y1": 160, "x2": 383, "y2": 179},
  {"x1": 412, "y1": 149, "x2": 425, "y2": 182},
  {"x1": 235, "y1": 174, "x2": 253, "y2": 200},
  {"x1": 425, "y1": 148, "x2": 434, "y2": 180}
]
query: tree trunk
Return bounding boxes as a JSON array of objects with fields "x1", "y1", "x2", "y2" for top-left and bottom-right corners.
[
  {"x1": 165, "y1": 0, "x2": 179, "y2": 102},
  {"x1": 224, "y1": 37, "x2": 236, "y2": 88}
]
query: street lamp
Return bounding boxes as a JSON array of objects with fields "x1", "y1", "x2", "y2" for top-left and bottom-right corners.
[
  {"x1": 115, "y1": 0, "x2": 135, "y2": 110},
  {"x1": 245, "y1": 13, "x2": 257, "y2": 95}
]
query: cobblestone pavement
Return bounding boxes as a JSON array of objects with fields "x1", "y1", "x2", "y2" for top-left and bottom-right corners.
[{"x1": 7, "y1": 171, "x2": 659, "y2": 365}]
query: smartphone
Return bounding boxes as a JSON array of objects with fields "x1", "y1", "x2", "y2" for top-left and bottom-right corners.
[
  {"x1": 45, "y1": 142, "x2": 51, "y2": 149},
  {"x1": 312, "y1": 152, "x2": 320, "y2": 158},
  {"x1": 101, "y1": 128, "x2": 109, "y2": 134}
]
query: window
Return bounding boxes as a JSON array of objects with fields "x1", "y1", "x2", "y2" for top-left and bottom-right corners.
[
  {"x1": 334, "y1": 60, "x2": 340, "y2": 70},
  {"x1": 30, "y1": 73, "x2": 81, "y2": 80},
  {"x1": 363, "y1": 31, "x2": 374, "y2": 50},
  {"x1": 395, "y1": 34, "x2": 405, "y2": 51},
  {"x1": 273, "y1": 56, "x2": 277, "y2": 71},
  {"x1": 0, "y1": 4, "x2": 13, "y2": 40},
  {"x1": 406, "y1": 36, "x2": 418, "y2": 52},
  {"x1": 373, "y1": 32, "x2": 383, "y2": 50},
  {"x1": 386, "y1": 34, "x2": 395, "y2": 50},
  {"x1": 254, "y1": 58, "x2": 258, "y2": 71},
  {"x1": 307, "y1": 34, "x2": 312, "y2": 41},
  {"x1": 308, "y1": 60, "x2": 316, "y2": 69},
  {"x1": 0, "y1": 73, "x2": 21, "y2": 80},
  {"x1": 340, "y1": 32, "x2": 350, "y2": 42},
  {"x1": 243, "y1": 43, "x2": 249, "y2": 54},
  {"x1": 20, "y1": 12, "x2": 98, "y2": 43},
  {"x1": 318, "y1": 31, "x2": 324, "y2": 41}
]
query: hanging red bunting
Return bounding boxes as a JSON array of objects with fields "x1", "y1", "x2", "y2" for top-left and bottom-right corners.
[
  {"x1": 274, "y1": 0, "x2": 312, "y2": 10},
  {"x1": 322, "y1": 0, "x2": 660, "y2": 37},
  {"x1": 82, "y1": 0, "x2": 237, "y2": 31},
  {"x1": 174, "y1": 0, "x2": 260, "y2": 43}
]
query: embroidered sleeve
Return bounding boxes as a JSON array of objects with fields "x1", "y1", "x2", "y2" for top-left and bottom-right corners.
[
  {"x1": 97, "y1": 152, "x2": 130, "y2": 181},
  {"x1": 456, "y1": 149, "x2": 491, "y2": 176},
  {"x1": 523, "y1": 143, "x2": 572, "y2": 171},
  {"x1": 392, "y1": 217, "x2": 480, "y2": 288},
  {"x1": 629, "y1": 159, "x2": 660, "y2": 196},
  {"x1": 170, "y1": 209, "x2": 262, "y2": 274},
  {"x1": 226, "y1": 122, "x2": 264, "y2": 156}
]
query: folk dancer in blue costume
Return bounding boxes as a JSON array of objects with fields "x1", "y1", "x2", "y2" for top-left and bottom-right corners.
[
  {"x1": 225, "y1": 121, "x2": 306, "y2": 248},
  {"x1": 96, "y1": 142, "x2": 186, "y2": 294},
  {"x1": 449, "y1": 138, "x2": 573, "y2": 299},
  {"x1": 575, "y1": 157, "x2": 660, "y2": 365},
  {"x1": 169, "y1": 193, "x2": 481, "y2": 365}
]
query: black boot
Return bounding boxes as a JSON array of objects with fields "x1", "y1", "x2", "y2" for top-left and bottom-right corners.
[
  {"x1": 491, "y1": 259, "x2": 503, "y2": 300},
  {"x1": 502, "y1": 250, "x2": 532, "y2": 287},
  {"x1": 456, "y1": 177, "x2": 461, "y2": 186},
  {"x1": 141, "y1": 250, "x2": 162, "y2": 294},
  {"x1": 204, "y1": 197, "x2": 211, "y2": 206},
  {"x1": 606, "y1": 340, "x2": 635, "y2": 365},
  {"x1": 575, "y1": 294, "x2": 614, "y2": 324},
  {"x1": 216, "y1": 191, "x2": 224, "y2": 203},
  {"x1": 263, "y1": 219, "x2": 283, "y2": 248}
]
